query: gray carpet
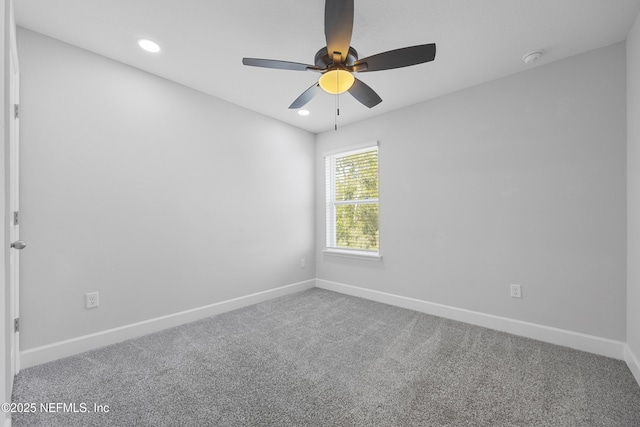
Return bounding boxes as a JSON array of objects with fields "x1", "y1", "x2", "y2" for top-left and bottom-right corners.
[{"x1": 11, "y1": 288, "x2": 640, "y2": 426}]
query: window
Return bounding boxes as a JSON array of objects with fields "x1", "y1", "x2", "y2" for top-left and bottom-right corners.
[{"x1": 325, "y1": 142, "x2": 380, "y2": 259}]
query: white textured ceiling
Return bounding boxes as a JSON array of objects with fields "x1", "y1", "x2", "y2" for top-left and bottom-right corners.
[{"x1": 14, "y1": 0, "x2": 640, "y2": 133}]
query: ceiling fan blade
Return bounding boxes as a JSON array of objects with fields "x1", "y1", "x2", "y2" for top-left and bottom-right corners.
[
  {"x1": 242, "y1": 58, "x2": 320, "y2": 72},
  {"x1": 354, "y1": 43, "x2": 436, "y2": 72},
  {"x1": 325, "y1": 0, "x2": 354, "y2": 62},
  {"x1": 348, "y1": 78, "x2": 382, "y2": 108},
  {"x1": 289, "y1": 83, "x2": 322, "y2": 109}
]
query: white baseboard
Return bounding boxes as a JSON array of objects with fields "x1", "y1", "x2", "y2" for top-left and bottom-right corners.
[
  {"x1": 624, "y1": 345, "x2": 640, "y2": 387},
  {"x1": 19, "y1": 278, "x2": 632, "y2": 372},
  {"x1": 20, "y1": 280, "x2": 315, "y2": 369},
  {"x1": 316, "y1": 279, "x2": 625, "y2": 360}
]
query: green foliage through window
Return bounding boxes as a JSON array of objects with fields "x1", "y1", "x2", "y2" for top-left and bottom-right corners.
[{"x1": 327, "y1": 146, "x2": 379, "y2": 251}]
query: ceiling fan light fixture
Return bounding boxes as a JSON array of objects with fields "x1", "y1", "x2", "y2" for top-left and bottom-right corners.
[{"x1": 319, "y1": 69, "x2": 355, "y2": 94}]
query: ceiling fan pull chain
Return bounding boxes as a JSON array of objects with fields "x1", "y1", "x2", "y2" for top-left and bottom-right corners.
[
  {"x1": 337, "y1": 70, "x2": 340, "y2": 117},
  {"x1": 333, "y1": 94, "x2": 340, "y2": 131},
  {"x1": 335, "y1": 72, "x2": 340, "y2": 131},
  {"x1": 337, "y1": 71, "x2": 340, "y2": 116}
]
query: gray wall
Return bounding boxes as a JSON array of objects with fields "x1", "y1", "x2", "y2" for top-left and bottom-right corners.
[
  {"x1": 16, "y1": 26, "x2": 633, "y2": 355},
  {"x1": 18, "y1": 28, "x2": 316, "y2": 350},
  {"x1": 316, "y1": 43, "x2": 627, "y2": 341},
  {"x1": 628, "y1": 13, "x2": 640, "y2": 360}
]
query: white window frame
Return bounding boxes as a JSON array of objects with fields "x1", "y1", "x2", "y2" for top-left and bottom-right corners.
[{"x1": 323, "y1": 141, "x2": 382, "y2": 261}]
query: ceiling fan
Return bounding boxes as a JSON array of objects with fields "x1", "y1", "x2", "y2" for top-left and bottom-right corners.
[{"x1": 242, "y1": 0, "x2": 436, "y2": 110}]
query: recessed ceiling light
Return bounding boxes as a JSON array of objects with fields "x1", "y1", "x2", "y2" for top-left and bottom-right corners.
[
  {"x1": 137, "y1": 39, "x2": 161, "y2": 53},
  {"x1": 298, "y1": 110, "x2": 310, "y2": 116}
]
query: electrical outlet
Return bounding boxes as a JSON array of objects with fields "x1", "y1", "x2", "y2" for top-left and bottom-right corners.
[
  {"x1": 86, "y1": 292, "x2": 100, "y2": 309},
  {"x1": 510, "y1": 284, "x2": 522, "y2": 299},
  {"x1": 300, "y1": 258, "x2": 306, "y2": 268}
]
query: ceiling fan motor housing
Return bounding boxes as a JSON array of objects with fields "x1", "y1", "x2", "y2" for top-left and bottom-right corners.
[{"x1": 315, "y1": 46, "x2": 359, "y2": 69}]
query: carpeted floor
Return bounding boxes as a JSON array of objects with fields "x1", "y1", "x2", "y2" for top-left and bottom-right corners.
[{"x1": 11, "y1": 288, "x2": 640, "y2": 426}]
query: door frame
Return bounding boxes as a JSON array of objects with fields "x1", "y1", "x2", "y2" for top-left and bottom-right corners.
[
  {"x1": 8, "y1": 0, "x2": 19, "y2": 378},
  {"x1": 2, "y1": 1, "x2": 19, "y2": 416}
]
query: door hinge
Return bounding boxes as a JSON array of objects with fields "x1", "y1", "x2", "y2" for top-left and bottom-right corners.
[
  {"x1": 14, "y1": 211, "x2": 19, "y2": 226},
  {"x1": 14, "y1": 318, "x2": 19, "y2": 333},
  {"x1": 14, "y1": 104, "x2": 19, "y2": 119}
]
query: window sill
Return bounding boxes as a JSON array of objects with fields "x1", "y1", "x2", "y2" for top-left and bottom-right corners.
[{"x1": 322, "y1": 248, "x2": 383, "y2": 261}]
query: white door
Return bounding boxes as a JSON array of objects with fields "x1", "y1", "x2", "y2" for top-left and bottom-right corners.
[{"x1": 8, "y1": 0, "x2": 22, "y2": 378}]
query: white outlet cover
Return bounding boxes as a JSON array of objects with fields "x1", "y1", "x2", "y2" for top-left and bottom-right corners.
[
  {"x1": 510, "y1": 284, "x2": 522, "y2": 298},
  {"x1": 86, "y1": 292, "x2": 100, "y2": 308}
]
